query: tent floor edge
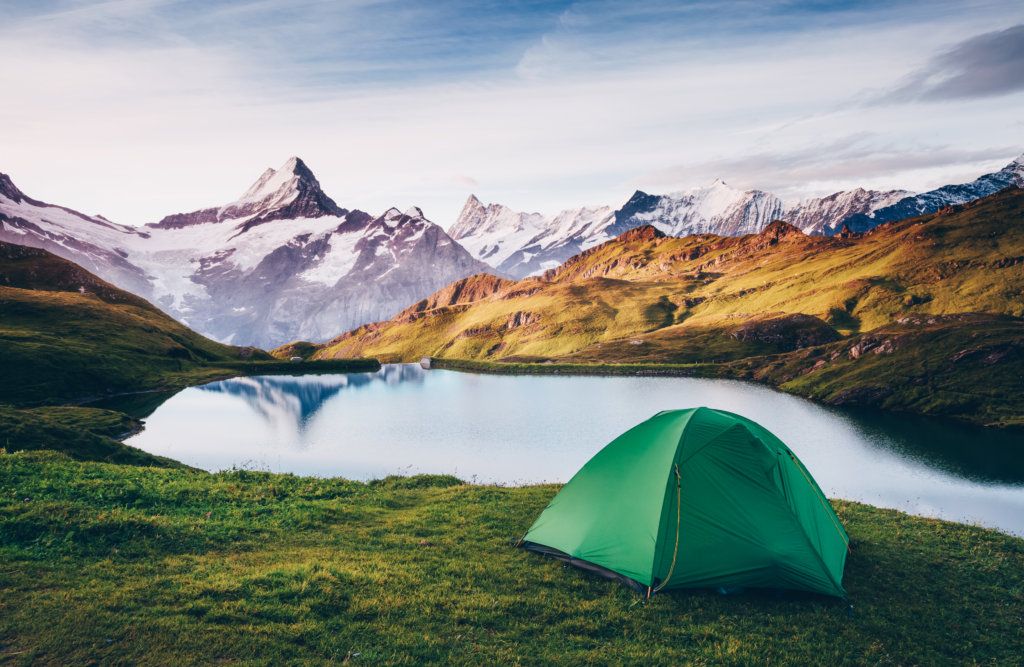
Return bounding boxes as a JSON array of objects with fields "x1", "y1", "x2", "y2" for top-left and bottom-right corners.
[{"x1": 520, "y1": 542, "x2": 648, "y2": 594}]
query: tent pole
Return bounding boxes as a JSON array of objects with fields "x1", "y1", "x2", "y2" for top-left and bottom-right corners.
[{"x1": 653, "y1": 464, "x2": 683, "y2": 594}]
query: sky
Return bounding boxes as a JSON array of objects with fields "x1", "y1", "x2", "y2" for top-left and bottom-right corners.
[{"x1": 2, "y1": 0, "x2": 1024, "y2": 229}]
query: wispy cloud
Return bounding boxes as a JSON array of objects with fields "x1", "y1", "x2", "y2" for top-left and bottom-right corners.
[
  {"x1": 451, "y1": 174, "x2": 479, "y2": 188},
  {"x1": 2, "y1": 0, "x2": 1024, "y2": 226},
  {"x1": 626, "y1": 138, "x2": 1021, "y2": 196},
  {"x1": 872, "y1": 23, "x2": 1024, "y2": 104}
]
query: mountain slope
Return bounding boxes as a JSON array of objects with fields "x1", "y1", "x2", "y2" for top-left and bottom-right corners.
[
  {"x1": 0, "y1": 240, "x2": 291, "y2": 466},
  {"x1": 0, "y1": 158, "x2": 503, "y2": 348},
  {"x1": 450, "y1": 154, "x2": 1024, "y2": 278},
  {"x1": 0, "y1": 173, "x2": 154, "y2": 296},
  {"x1": 840, "y1": 155, "x2": 1024, "y2": 232}
]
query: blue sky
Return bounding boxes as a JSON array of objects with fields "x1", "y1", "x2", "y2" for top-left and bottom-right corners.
[{"x1": 2, "y1": 0, "x2": 1023, "y2": 226}]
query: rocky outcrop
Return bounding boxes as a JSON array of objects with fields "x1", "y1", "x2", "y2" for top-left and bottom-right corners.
[
  {"x1": 949, "y1": 343, "x2": 1021, "y2": 366},
  {"x1": 727, "y1": 313, "x2": 839, "y2": 351},
  {"x1": 506, "y1": 311, "x2": 541, "y2": 329},
  {"x1": 826, "y1": 384, "x2": 894, "y2": 406},
  {"x1": 394, "y1": 273, "x2": 515, "y2": 320}
]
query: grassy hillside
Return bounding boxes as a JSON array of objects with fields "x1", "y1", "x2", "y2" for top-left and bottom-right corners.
[
  {"x1": 0, "y1": 241, "x2": 379, "y2": 464},
  {"x1": 428, "y1": 313, "x2": 1024, "y2": 427},
  {"x1": 0, "y1": 241, "x2": 279, "y2": 405},
  {"x1": 288, "y1": 187, "x2": 1024, "y2": 425},
  {"x1": 1, "y1": 451, "x2": 1021, "y2": 666}
]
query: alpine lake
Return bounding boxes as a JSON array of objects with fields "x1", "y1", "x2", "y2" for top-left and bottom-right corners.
[{"x1": 87, "y1": 364, "x2": 1024, "y2": 537}]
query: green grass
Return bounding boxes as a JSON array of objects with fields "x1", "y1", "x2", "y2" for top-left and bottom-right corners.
[
  {"x1": 426, "y1": 312, "x2": 1024, "y2": 428},
  {"x1": 0, "y1": 405, "x2": 189, "y2": 469},
  {"x1": 1, "y1": 451, "x2": 1022, "y2": 666}
]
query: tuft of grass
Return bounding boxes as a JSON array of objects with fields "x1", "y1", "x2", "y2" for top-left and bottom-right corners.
[{"x1": 0, "y1": 451, "x2": 1021, "y2": 666}]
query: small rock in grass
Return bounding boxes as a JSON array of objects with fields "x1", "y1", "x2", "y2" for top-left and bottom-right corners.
[{"x1": 419, "y1": 540, "x2": 435, "y2": 548}]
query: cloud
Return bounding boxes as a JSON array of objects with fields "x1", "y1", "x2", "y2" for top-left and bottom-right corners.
[
  {"x1": 875, "y1": 23, "x2": 1024, "y2": 104},
  {"x1": 625, "y1": 138, "x2": 1022, "y2": 196},
  {"x1": 451, "y1": 174, "x2": 479, "y2": 188},
  {"x1": 3, "y1": 0, "x2": 1024, "y2": 228}
]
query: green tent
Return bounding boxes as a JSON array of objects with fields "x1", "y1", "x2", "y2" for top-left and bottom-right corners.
[{"x1": 521, "y1": 407, "x2": 849, "y2": 598}]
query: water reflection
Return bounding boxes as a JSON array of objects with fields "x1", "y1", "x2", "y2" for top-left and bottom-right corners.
[
  {"x1": 195, "y1": 364, "x2": 425, "y2": 429},
  {"x1": 113, "y1": 364, "x2": 1024, "y2": 536},
  {"x1": 827, "y1": 407, "x2": 1024, "y2": 485}
]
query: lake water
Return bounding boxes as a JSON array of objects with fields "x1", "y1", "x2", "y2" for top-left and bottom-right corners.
[{"x1": 92, "y1": 364, "x2": 1024, "y2": 536}]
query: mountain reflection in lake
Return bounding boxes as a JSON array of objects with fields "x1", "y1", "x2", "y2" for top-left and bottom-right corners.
[
  {"x1": 116, "y1": 364, "x2": 1024, "y2": 536},
  {"x1": 195, "y1": 364, "x2": 425, "y2": 436}
]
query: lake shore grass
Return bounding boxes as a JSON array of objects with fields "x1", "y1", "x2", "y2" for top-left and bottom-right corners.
[{"x1": 2, "y1": 451, "x2": 1022, "y2": 666}]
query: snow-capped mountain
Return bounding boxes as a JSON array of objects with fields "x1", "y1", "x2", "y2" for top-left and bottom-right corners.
[
  {"x1": 451, "y1": 153, "x2": 1024, "y2": 278},
  {"x1": 839, "y1": 154, "x2": 1024, "y2": 232},
  {"x1": 0, "y1": 157, "x2": 501, "y2": 348},
  {"x1": 448, "y1": 196, "x2": 615, "y2": 278},
  {"x1": 0, "y1": 172, "x2": 155, "y2": 296},
  {"x1": 449, "y1": 182, "x2": 910, "y2": 279}
]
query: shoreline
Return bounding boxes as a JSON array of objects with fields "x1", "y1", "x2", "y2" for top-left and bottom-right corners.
[{"x1": 424, "y1": 357, "x2": 1023, "y2": 430}]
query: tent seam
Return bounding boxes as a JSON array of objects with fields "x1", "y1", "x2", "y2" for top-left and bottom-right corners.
[{"x1": 780, "y1": 456, "x2": 847, "y2": 597}]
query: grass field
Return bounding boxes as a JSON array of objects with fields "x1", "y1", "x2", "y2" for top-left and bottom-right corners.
[{"x1": 1, "y1": 451, "x2": 1022, "y2": 666}]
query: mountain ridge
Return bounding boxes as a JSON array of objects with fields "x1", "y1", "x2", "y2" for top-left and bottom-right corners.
[
  {"x1": 297, "y1": 185, "x2": 1024, "y2": 426},
  {"x1": 0, "y1": 158, "x2": 503, "y2": 348},
  {"x1": 450, "y1": 154, "x2": 1024, "y2": 279}
]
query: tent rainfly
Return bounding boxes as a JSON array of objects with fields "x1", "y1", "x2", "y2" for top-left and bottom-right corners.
[{"x1": 519, "y1": 407, "x2": 850, "y2": 598}]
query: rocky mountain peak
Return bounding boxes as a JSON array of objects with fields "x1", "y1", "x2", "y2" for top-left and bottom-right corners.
[
  {"x1": 404, "y1": 206, "x2": 425, "y2": 219},
  {"x1": 618, "y1": 224, "x2": 666, "y2": 244},
  {"x1": 757, "y1": 220, "x2": 804, "y2": 240},
  {"x1": 237, "y1": 156, "x2": 318, "y2": 202},
  {"x1": 448, "y1": 194, "x2": 490, "y2": 240},
  {"x1": 0, "y1": 173, "x2": 28, "y2": 204},
  {"x1": 150, "y1": 157, "x2": 346, "y2": 231},
  {"x1": 1006, "y1": 153, "x2": 1024, "y2": 183}
]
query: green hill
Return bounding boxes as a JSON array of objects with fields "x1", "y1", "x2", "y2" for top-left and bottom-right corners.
[
  {"x1": 289, "y1": 187, "x2": 1024, "y2": 426},
  {"x1": 0, "y1": 241, "x2": 275, "y2": 405}
]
